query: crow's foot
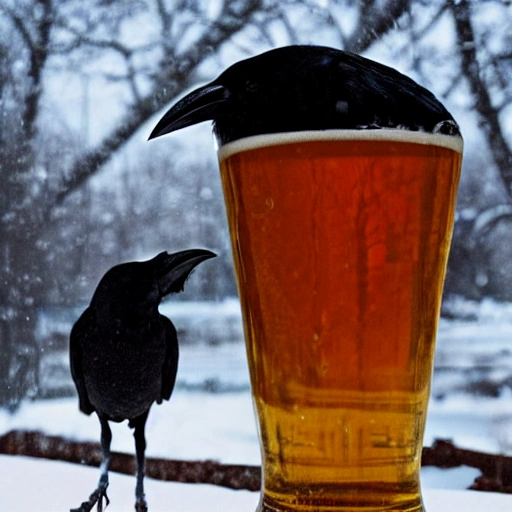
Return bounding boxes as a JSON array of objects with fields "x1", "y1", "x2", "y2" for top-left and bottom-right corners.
[
  {"x1": 135, "y1": 494, "x2": 148, "y2": 512},
  {"x1": 70, "y1": 483, "x2": 110, "y2": 512}
]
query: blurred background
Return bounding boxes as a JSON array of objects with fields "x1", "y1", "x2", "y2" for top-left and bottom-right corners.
[{"x1": 1, "y1": 0, "x2": 512, "y2": 470}]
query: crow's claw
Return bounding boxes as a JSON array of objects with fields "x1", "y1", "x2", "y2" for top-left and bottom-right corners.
[
  {"x1": 70, "y1": 484, "x2": 109, "y2": 512},
  {"x1": 96, "y1": 486, "x2": 110, "y2": 512},
  {"x1": 135, "y1": 495, "x2": 148, "y2": 512}
]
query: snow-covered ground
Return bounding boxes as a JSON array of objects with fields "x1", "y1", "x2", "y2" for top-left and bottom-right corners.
[
  {"x1": 0, "y1": 454, "x2": 259, "y2": 512},
  {"x1": 2, "y1": 454, "x2": 510, "y2": 512}
]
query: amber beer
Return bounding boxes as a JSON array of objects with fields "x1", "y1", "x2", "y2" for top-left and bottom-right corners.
[{"x1": 218, "y1": 129, "x2": 462, "y2": 511}]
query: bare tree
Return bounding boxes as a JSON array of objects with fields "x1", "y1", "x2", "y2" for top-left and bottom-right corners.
[
  {"x1": 1, "y1": 0, "x2": 273, "y2": 406},
  {"x1": 0, "y1": 0, "x2": 58, "y2": 407}
]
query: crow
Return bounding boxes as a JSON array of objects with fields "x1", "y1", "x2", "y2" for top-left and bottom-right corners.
[
  {"x1": 148, "y1": 44, "x2": 460, "y2": 145},
  {"x1": 69, "y1": 249, "x2": 215, "y2": 512}
]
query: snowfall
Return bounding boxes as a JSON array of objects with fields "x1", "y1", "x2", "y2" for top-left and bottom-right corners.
[{"x1": 2, "y1": 298, "x2": 512, "y2": 511}]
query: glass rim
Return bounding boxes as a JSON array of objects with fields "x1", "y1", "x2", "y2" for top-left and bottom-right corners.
[{"x1": 217, "y1": 128, "x2": 464, "y2": 160}]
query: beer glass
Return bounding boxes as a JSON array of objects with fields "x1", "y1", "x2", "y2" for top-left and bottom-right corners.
[{"x1": 218, "y1": 129, "x2": 462, "y2": 512}]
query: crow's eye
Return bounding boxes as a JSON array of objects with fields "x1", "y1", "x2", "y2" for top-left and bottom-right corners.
[{"x1": 245, "y1": 80, "x2": 259, "y2": 94}]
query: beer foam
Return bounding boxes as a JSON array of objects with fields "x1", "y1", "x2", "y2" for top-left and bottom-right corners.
[{"x1": 217, "y1": 129, "x2": 463, "y2": 160}]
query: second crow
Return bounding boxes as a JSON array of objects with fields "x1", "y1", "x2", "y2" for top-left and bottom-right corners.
[{"x1": 70, "y1": 249, "x2": 215, "y2": 512}]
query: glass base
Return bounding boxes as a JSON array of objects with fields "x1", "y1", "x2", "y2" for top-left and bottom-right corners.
[{"x1": 256, "y1": 488, "x2": 424, "y2": 512}]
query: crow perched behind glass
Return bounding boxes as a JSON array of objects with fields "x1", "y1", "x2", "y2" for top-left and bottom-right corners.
[
  {"x1": 149, "y1": 45, "x2": 460, "y2": 144},
  {"x1": 69, "y1": 249, "x2": 215, "y2": 512}
]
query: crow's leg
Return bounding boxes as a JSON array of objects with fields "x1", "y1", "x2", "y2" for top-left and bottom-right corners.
[
  {"x1": 131, "y1": 410, "x2": 150, "y2": 512},
  {"x1": 97, "y1": 416, "x2": 112, "y2": 509},
  {"x1": 70, "y1": 416, "x2": 112, "y2": 512}
]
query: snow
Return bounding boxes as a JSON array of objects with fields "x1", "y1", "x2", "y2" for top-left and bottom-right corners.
[
  {"x1": 0, "y1": 455, "x2": 259, "y2": 512},
  {"x1": 425, "y1": 397, "x2": 508, "y2": 454},
  {"x1": 0, "y1": 456, "x2": 510, "y2": 511},
  {"x1": 424, "y1": 489, "x2": 511, "y2": 511}
]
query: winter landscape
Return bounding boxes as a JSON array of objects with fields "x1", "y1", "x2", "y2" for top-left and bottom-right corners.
[{"x1": 2, "y1": 0, "x2": 512, "y2": 510}]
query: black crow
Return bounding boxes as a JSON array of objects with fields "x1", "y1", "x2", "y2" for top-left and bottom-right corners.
[
  {"x1": 148, "y1": 45, "x2": 460, "y2": 145},
  {"x1": 70, "y1": 249, "x2": 215, "y2": 512}
]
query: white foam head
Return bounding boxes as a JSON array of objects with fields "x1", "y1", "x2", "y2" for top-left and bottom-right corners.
[{"x1": 217, "y1": 129, "x2": 463, "y2": 161}]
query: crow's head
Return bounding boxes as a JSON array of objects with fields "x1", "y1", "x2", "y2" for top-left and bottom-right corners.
[
  {"x1": 91, "y1": 249, "x2": 215, "y2": 320},
  {"x1": 149, "y1": 45, "x2": 460, "y2": 145}
]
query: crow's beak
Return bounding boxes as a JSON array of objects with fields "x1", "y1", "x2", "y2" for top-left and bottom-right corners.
[
  {"x1": 149, "y1": 83, "x2": 230, "y2": 140},
  {"x1": 154, "y1": 249, "x2": 216, "y2": 296}
]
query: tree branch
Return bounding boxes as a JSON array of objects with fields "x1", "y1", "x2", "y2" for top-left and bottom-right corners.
[
  {"x1": 1, "y1": 5, "x2": 35, "y2": 53},
  {"x1": 344, "y1": 0, "x2": 411, "y2": 53},
  {"x1": 409, "y1": 3, "x2": 448, "y2": 43},
  {"x1": 24, "y1": 0, "x2": 53, "y2": 139},
  {"x1": 58, "y1": 24, "x2": 133, "y2": 57},
  {"x1": 2, "y1": 0, "x2": 53, "y2": 140},
  {"x1": 52, "y1": 0, "x2": 265, "y2": 207},
  {"x1": 450, "y1": 0, "x2": 512, "y2": 196},
  {"x1": 51, "y1": 0, "x2": 420, "y2": 209}
]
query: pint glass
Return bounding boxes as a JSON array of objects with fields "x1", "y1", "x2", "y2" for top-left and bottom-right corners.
[{"x1": 218, "y1": 129, "x2": 462, "y2": 512}]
